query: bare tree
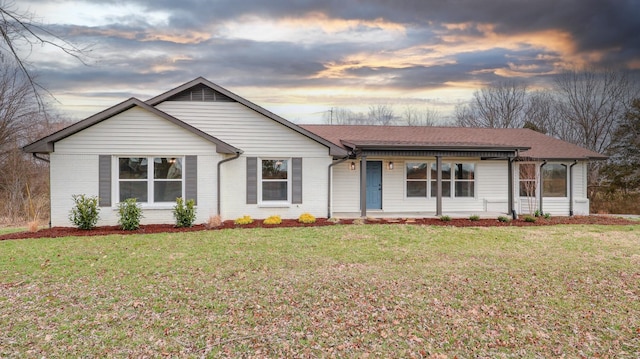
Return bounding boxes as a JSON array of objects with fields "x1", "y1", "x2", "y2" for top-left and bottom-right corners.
[
  {"x1": 553, "y1": 69, "x2": 636, "y2": 155},
  {"x1": 455, "y1": 81, "x2": 528, "y2": 128},
  {"x1": 402, "y1": 106, "x2": 439, "y2": 126},
  {"x1": 368, "y1": 104, "x2": 396, "y2": 125},
  {"x1": 324, "y1": 107, "x2": 367, "y2": 125},
  {"x1": 0, "y1": 1, "x2": 88, "y2": 106},
  {"x1": 0, "y1": 66, "x2": 36, "y2": 160}
]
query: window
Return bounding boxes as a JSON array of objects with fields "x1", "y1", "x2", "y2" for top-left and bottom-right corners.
[
  {"x1": 118, "y1": 157, "x2": 183, "y2": 203},
  {"x1": 406, "y1": 162, "x2": 428, "y2": 197},
  {"x1": 261, "y1": 159, "x2": 289, "y2": 202},
  {"x1": 542, "y1": 164, "x2": 567, "y2": 197},
  {"x1": 454, "y1": 163, "x2": 475, "y2": 197},
  {"x1": 519, "y1": 163, "x2": 537, "y2": 197},
  {"x1": 430, "y1": 163, "x2": 451, "y2": 197}
]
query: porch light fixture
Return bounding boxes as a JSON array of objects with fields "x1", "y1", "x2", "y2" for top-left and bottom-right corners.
[
  {"x1": 388, "y1": 161, "x2": 394, "y2": 170},
  {"x1": 350, "y1": 161, "x2": 356, "y2": 171}
]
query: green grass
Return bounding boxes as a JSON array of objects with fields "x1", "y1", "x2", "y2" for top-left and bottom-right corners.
[
  {"x1": 1, "y1": 224, "x2": 639, "y2": 357},
  {"x1": 0, "y1": 227, "x2": 25, "y2": 235}
]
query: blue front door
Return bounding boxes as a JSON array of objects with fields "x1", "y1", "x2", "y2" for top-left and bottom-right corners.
[{"x1": 366, "y1": 161, "x2": 382, "y2": 209}]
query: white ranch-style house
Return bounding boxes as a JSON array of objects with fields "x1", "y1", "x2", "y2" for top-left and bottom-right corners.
[{"x1": 24, "y1": 78, "x2": 606, "y2": 227}]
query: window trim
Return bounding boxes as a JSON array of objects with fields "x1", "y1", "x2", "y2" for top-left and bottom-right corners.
[
  {"x1": 114, "y1": 156, "x2": 185, "y2": 207},
  {"x1": 258, "y1": 157, "x2": 291, "y2": 205}
]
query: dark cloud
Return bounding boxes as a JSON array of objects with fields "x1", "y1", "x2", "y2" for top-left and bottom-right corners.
[{"x1": 14, "y1": 0, "x2": 640, "y2": 122}]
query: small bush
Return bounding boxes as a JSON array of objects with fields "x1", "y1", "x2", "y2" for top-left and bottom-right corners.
[
  {"x1": 206, "y1": 215, "x2": 223, "y2": 229},
  {"x1": 69, "y1": 194, "x2": 100, "y2": 230},
  {"x1": 173, "y1": 197, "x2": 196, "y2": 228},
  {"x1": 440, "y1": 215, "x2": 451, "y2": 222},
  {"x1": 469, "y1": 214, "x2": 480, "y2": 221},
  {"x1": 234, "y1": 215, "x2": 253, "y2": 225},
  {"x1": 118, "y1": 198, "x2": 143, "y2": 230},
  {"x1": 28, "y1": 220, "x2": 39, "y2": 232},
  {"x1": 328, "y1": 217, "x2": 341, "y2": 223},
  {"x1": 544, "y1": 212, "x2": 551, "y2": 219},
  {"x1": 352, "y1": 218, "x2": 365, "y2": 225},
  {"x1": 524, "y1": 215, "x2": 537, "y2": 223},
  {"x1": 298, "y1": 213, "x2": 316, "y2": 224},
  {"x1": 534, "y1": 209, "x2": 542, "y2": 217},
  {"x1": 263, "y1": 215, "x2": 282, "y2": 225},
  {"x1": 497, "y1": 215, "x2": 512, "y2": 223}
]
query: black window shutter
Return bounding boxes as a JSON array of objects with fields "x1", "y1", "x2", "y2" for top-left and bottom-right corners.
[
  {"x1": 292, "y1": 157, "x2": 302, "y2": 204},
  {"x1": 185, "y1": 155, "x2": 197, "y2": 205},
  {"x1": 246, "y1": 157, "x2": 257, "y2": 204},
  {"x1": 98, "y1": 155, "x2": 111, "y2": 207}
]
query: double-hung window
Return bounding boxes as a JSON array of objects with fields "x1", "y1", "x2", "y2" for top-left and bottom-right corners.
[
  {"x1": 118, "y1": 157, "x2": 183, "y2": 203},
  {"x1": 406, "y1": 162, "x2": 428, "y2": 197},
  {"x1": 430, "y1": 163, "x2": 451, "y2": 197},
  {"x1": 519, "y1": 163, "x2": 537, "y2": 197},
  {"x1": 454, "y1": 163, "x2": 475, "y2": 197},
  {"x1": 261, "y1": 159, "x2": 289, "y2": 202}
]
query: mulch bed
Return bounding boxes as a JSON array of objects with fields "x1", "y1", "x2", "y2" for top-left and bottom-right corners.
[{"x1": 1, "y1": 215, "x2": 637, "y2": 241}]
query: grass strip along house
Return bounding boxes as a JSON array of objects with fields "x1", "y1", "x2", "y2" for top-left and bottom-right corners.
[{"x1": 24, "y1": 78, "x2": 606, "y2": 227}]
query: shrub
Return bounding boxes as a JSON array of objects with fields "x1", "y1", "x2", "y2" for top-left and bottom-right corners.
[
  {"x1": 206, "y1": 215, "x2": 223, "y2": 229},
  {"x1": 69, "y1": 194, "x2": 100, "y2": 230},
  {"x1": 298, "y1": 213, "x2": 316, "y2": 224},
  {"x1": 327, "y1": 217, "x2": 341, "y2": 223},
  {"x1": 352, "y1": 218, "x2": 365, "y2": 225},
  {"x1": 534, "y1": 209, "x2": 542, "y2": 217},
  {"x1": 263, "y1": 215, "x2": 282, "y2": 225},
  {"x1": 544, "y1": 212, "x2": 551, "y2": 219},
  {"x1": 234, "y1": 215, "x2": 253, "y2": 225},
  {"x1": 173, "y1": 197, "x2": 196, "y2": 228},
  {"x1": 497, "y1": 215, "x2": 512, "y2": 223},
  {"x1": 118, "y1": 198, "x2": 143, "y2": 230},
  {"x1": 440, "y1": 215, "x2": 451, "y2": 222},
  {"x1": 469, "y1": 214, "x2": 480, "y2": 221},
  {"x1": 524, "y1": 215, "x2": 537, "y2": 223}
]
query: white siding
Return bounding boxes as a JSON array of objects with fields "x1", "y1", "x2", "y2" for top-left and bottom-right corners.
[
  {"x1": 157, "y1": 101, "x2": 333, "y2": 220},
  {"x1": 219, "y1": 155, "x2": 331, "y2": 220},
  {"x1": 55, "y1": 107, "x2": 217, "y2": 155},
  {"x1": 156, "y1": 102, "x2": 329, "y2": 157},
  {"x1": 332, "y1": 161, "x2": 360, "y2": 213},
  {"x1": 50, "y1": 107, "x2": 224, "y2": 226}
]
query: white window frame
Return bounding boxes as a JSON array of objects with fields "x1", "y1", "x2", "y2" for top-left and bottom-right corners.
[
  {"x1": 405, "y1": 162, "x2": 429, "y2": 198},
  {"x1": 258, "y1": 158, "x2": 291, "y2": 205},
  {"x1": 114, "y1": 156, "x2": 185, "y2": 207}
]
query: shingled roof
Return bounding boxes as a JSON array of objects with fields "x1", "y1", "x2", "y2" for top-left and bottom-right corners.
[{"x1": 301, "y1": 125, "x2": 607, "y2": 160}]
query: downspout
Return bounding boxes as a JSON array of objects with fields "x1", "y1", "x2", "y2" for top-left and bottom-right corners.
[
  {"x1": 217, "y1": 151, "x2": 242, "y2": 216},
  {"x1": 508, "y1": 157, "x2": 515, "y2": 219},
  {"x1": 436, "y1": 156, "x2": 442, "y2": 216},
  {"x1": 569, "y1": 160, "x2": 578, "y2": 216},
  {"x1": 327, "y1": 155, "x2": 350, "y2": 218},
  {"x1": 539, "y1": 160, "x2": 547, "y2": 215}
]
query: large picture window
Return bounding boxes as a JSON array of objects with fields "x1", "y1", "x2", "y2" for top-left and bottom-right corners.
[
  {"x1": 118, "y1": 157, "x2": 183, "y2": 203},
  {"x1": 406, "y1": 162, "x2": 428, "y2": 197},
  {"x1": 542, "y1": 164, "x2": 567, "y2": 197},
  {"x1": 261, "y1": 159, "x2": 289, "y2": 202}
]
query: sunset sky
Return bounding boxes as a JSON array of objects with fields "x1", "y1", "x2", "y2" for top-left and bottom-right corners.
[{"x1": 13, "y1": 0, "x2": 640, "y2": 123}]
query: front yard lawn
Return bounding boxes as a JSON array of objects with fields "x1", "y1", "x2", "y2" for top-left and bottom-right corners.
[{"x1": 1, "y1": 224, "x2": 638, "y2": 357}]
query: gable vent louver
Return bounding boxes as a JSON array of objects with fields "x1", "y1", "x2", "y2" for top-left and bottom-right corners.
[{"x1": 166, "y1": 84, "x2": 236, "y2": 102}]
